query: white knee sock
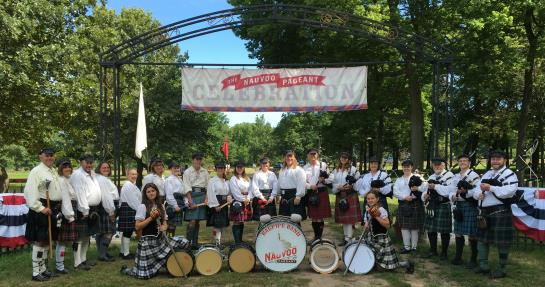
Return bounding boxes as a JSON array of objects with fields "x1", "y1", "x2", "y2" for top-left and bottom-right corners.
[
  {"x1": 56, "y1": 243, "x2": 66, "y2": 271},
  {"x1": 410, "y1": 230, "x2": 419, "y2": 249},
  {"x1": 38, "y1": 246, "x2": 47, "y2": 273},
  {"x1": 80, "y1": 237, "x2": 90, "y2": 263},
  {"x1": 32, "y1": 245, "x2": 44, "y2": 276},
  {"x1": 401, "y1": 229, "x2": 411, "y2": 249},
  {"x1": 73, "y1": 241, "x2": 82, "y2": 267},
  {"x1": 343, "y1": 224, "x2": 353, "y2": 240},
  {"x1": 121, "y1": 236, "x2": 131, "y2": 256}
]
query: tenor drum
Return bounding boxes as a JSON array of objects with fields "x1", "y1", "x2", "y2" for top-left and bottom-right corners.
[
  {"x1": 194, "y1": 244, "x2": 223, "y2": 276},
  {"x1": 309, "y1": 239, "x2": 339, "y2": 274},
  {"x1": 255, "y1": 216, "x2": 307, "y2": 272},
  {"x1": 342, "y1": 242, "x2": 375, "y2": 274},
  {"x1": 228, "y1": 243, "x2": 256, "y2": 273},
  {"x1": 166, "y1": 247, "x2": 194, "y2": 277}
]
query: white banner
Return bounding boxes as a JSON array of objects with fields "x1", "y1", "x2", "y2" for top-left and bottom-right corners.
[{"x1": 181, "y1": 66, "x2": 367, "y2": 112}]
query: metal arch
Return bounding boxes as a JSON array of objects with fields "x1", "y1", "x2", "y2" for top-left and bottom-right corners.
[{"x1": 99, "y1": 4, "x2": 452, "y2": 66}]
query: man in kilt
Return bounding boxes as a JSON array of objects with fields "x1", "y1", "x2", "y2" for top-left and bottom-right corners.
[
  {"x1": 449, "y1": 154, "x2": 480, "y2": 268},
  {"x1": 421, "y1": 157, "x2": 454, "y2": 260},
  {"x1": 249, "y1": 157, "x2": 279, "y2": 220},
  {"x1": 393, "y1": 159, "x2": 427, "y2": 253},
  {"x1": 57, "y1": 158, "x2": 78, "y2": 274},
  {"x1": 303, "y1": 148, "x2": 331, "y2": 241},
  {"x1": 24, "y1": 148, "x2": 63, "y2": 281},
  {"x1": 165, "y1": 161, "x2": 186, "y2": 237},
  {"x1": 118, "y1": 168, "x2": 141, "y2": 259},
  {"x1": 206, "y1": 161, "x2": 231, "y2": 247},
  {"x1": 183, "y1": 152, "x2": 210, "y2": 249},
  {"x1": 473, "y1": 150, "x2": 518, "y2": 278},
  {"x1": 70, "y1": 154, "x2": 102, "y2": 270}
]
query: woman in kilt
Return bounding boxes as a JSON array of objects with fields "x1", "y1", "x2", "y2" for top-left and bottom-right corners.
[
  {"x1": 121, "y1": 183, "x2": 189, "y2": 279},
  {"x1": 329, "y1": 152, "x2": 361, "y2": 246},
  {"x1": 165, "y1": 161, "x2": 185, "y2": 237},
  {"x1": 249, "y1": 157, "x2": 278, "y2": 220},
  {"x1": 421, "y1": 157, "x2": 454, "y2": 260},
  {"x1": 303, "y1": 148, "x2": 331, "y2": 241},
  {"x1": 449, "y1": 154, "x2": 480, "y2": 268},
  {"x1": 206, "y1": 161, "x2": 231, "y2": 248},
  {"x1": 118, "y1": 168, "x2": 141, "y2": 259},
  {"x1": 364, "y1": 190, "x2": 414, "y2": 273},
  {"x1": 95, "y1": 161, "x2": 117, "y2": 262},
  {"x1": 183, "y1": 152, "x2": 210, "y2": 250},
  {"x1": 57, "y1": 158, "x2": 78, "y2": 274},
  {"x1": 393, "y1": 159, "x2": 427, "y2": 254},
  {"x1": 277, "y1": 150, "x2": 307, "y2": 221},
  {"x1": 143, "y1": 158, "x2": 166, "y2": 203},
  {"x1": 229, "y1": 161, "x2": 252, "y2": 244}
]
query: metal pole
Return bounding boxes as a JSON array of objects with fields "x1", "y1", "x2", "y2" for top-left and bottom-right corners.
[
  {"x1": 430, "y1": 62, "x2": 437, "y2": 158},
  {"x1": 447, "y1": 66, "x2": 454, "y2": 167},
  {"x1": 116, "y1": 66, "x2": 122, "y2": 187},
  {"x1": 444, "y1": 65, "x2": 449, "y2": 162}
]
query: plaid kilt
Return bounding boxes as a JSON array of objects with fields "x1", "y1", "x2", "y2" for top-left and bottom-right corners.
[
  {"x1": 184, "y1": 191, "x2": 208, "y2": 221},
  {"x1": 98, "y1": 205, "x2": 115, "y2": 234},
  {"x1": 477, "y1": 205, "x2": 514, "y2": 245},
  {"x1": 396, "y1": 200, "x2": 425, "y2": 230},
  {"x1": 279, "y1": 189, "x2": 307, "y2": 220},
  {"x1": 58, "y1": 200, "x2": 79, "y2": 242},
  {"x1": 453, "y1": 201, "x2": 478, "y2": 236},
  {"x1": 207, "y1": 195, "x2": 230, "y2": 228},
  {"x1": 25, "y1": 200, "x2": 62, "y2": 243},
  {"x1": 118, "y1": 202, "x2": 136, "y2": 233},
  {"x1": 126, "y1": 235, "x2": 189, "y2": 279},
  {"x1": 424, "y1": 202, "x2": 452, "y2": 234},
  {"x1": 252, "y1": 190, "x2": 277, "y2": 220},
  {"x1": 307, "y1": 188, "x2": 332, "y2": 220},
  {"x1": 334, "y1": 192, "x2": 361, "y2": 224},
  {"x1": 366, "y1": 232, "x2": 400, "y2": 270},
  {"x1": 230, "y1": 201, "x2": 252, "y2": 222}
]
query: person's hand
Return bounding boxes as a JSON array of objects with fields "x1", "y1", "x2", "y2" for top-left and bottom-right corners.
[
  {"x1": 41, "y1": 208, "x2": 52, "y2": 216},
  {"x1": 215, "y1": 206, "x2": 222, "y2": 212},
  {"x1": 110, "y1": 215, "x2": 116, "y2": 222},
  {"x1": 404, "y1": 196, "x2": 413, "y2": 202},
  {"x1": 175, "y1": 207, "x2": 181, "y2": 213},
  {"x1": 227, "y1": 195, "x2": 233, "y2": 204},
  {"x1": 424, "y1": 193, "x2": 430, "y2": 200},
  {"x1": 410, "y1": 186, "x2": 418, "y2": 192},
  {"x1": 266, "y1": 197, "x2": 274, "y2": 204},
  {"x1": 150, "y1": 209, "x2": 160, "y2": 219},
  {"x1": 310, "y1": 185, "x2": 317, "y2": 191},
  {"x1": 364, "y1": 222, "x2": 369, "y2": 230},
  {"x1": 159, "y1": 223, "x2": 168, "y2": 232},
  {"x1": 479, "y1": 193, "x2": 485, "y2": 200},
  {"x1": 294, "y1": 197, "x2": 301, "y2": 205},
  {"x1": 480, "y1": 183, "x2": 491, "y2": 191},
  {"x1": 243, "y1": 198, "x2": 251, "y2": 205},
  {"x1": 428, "y1": 183, "x2": 435, "y2": 190}
]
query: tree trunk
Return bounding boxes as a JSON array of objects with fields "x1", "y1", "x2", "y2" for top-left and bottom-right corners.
[
  {"x1": 377, "y1": 109, "x2": 385, "y2": 160},
  {"x1": 407, "y1": 62, "x2": 425, "y2": 169},
  {"x1": 516, "y1": 7, "x2": 539, "y2": 185},
  {"x1": 0, "y1": 166, "x2": 8, "y2": 193}
]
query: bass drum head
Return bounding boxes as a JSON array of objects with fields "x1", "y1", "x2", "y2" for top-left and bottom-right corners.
[
  {"x1": 310, "y1": 238, "x2": 335, "y2": 250},
  {"x1": 310, "y1": 243, "x2": 339, "y2": 274},
  {"x1": 343, "y1": 243, "x2": 375, "y2": 274},
  {"x1": 166, "y1": 249, "x2": 194, "y2": 277},
  {"x1": 255, "y1": 219, "x2": 307, "y2": 272},
  {"x1": 195, "y1": 247, "x2": 223, "y2": 276},
  {"x1": 228, "y1": 244, "x2": 256, "y2": 273}
]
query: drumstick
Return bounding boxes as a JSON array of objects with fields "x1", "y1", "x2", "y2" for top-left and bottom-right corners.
[
  {"x1": 45, "y1": 180, "x2": 53, "y2": 259},
  {"x1": 157, "y1": 217, "x2": 188, "y2": 279},
  {"x1": 343, "y1": 227, "x2": 368, "y2": 275},
  {"x1": 190, "y1": 202, "x2": 207, "y2": 209}
]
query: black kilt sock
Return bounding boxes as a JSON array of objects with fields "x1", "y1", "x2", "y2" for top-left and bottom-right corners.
[
  {"x1": 317, "y1": 222, "x2": 324, "y2": 239},
  {"x1": 440, "y1": 233, "x2": 451, "y2": 256},
  {"x1": 428, "y1": 232, "x2": 438, "y2": 254},
  {"x1": 453, "y1": 236, "x2": 465, "y2": 260},
  {"x1": 311, "y1": 222, "x2": 320, "y2": 239},
  {"x1": 469, "y1": 239, "x2": 478, "y2": 263}
]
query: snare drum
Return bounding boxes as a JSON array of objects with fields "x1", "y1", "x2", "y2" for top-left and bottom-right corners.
[
  {"x1": 255, "y1": 216, "x2": 307, "y2": 272},
  {"x1": 342, "y1": 241, "x2": 375, "y2": 274},
  {"x1": 166, "y1": 247, "x2": 194, "y2": 277},
  {"x1": 309, "y1": 239, "x2": 339, "y2": 274},
  {"x1": 194, "y1": 244, "x2": 223, "y2": 276},
  {"x1": 228, "y1": 243, "x2": 256, "y2": 273}
]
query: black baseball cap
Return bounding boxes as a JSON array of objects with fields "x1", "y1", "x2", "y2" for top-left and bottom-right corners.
[
  {"x1": 307, "y1": 148, "x2": 319, "y2": 154},
  {"x1": 401, "y1": 159, "x2": 414, "y2": 166},
  {"x1": 57, "y1": 157, "x2": 71, "y2": 167},
  {"x1": 78, "y1": 154, "x2": 94, "y2": 162},
  {"x1": 214, "y1": 161, "x2": 226, "y2": 169},
  {"x1": 431, "y1": 157, "x2": 446, "y2": 164},
  {"x1": 285, "y1": 150, "x2": 295, "y2": 156},
  {"x1": 235, "y1": 160, "x2": 245, "y2": 167},
  {"x1": 192, "y1": 152, "x2": 204, "y2": 159},
  {"x1": 340, "y1": 151, "x2": 351, "y2": 159},
  {"x1": 39, "y1": 147, "x2": 55, "y2": 155},
  {"x1": 168, "y1": 161, "x2": 180, "y2": 169},
  {"x1": 457, "y1": 154, "x2": 471, "y2": 160},
  {"x1": 369, "y1": 156, "x2": 380, "y2": 163},
  {"x1": 489, "y1": 150, "x2": 507, "y2": 159},
  {"x1": 259, "y1": 157, "x2": 270, "y2": 164}
]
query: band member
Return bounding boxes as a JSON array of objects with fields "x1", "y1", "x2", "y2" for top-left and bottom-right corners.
[
  {"x1": 449, "y1": 154, "x2": 480, "y2": 267},
  {"x1": 164, "y1": 161, "x2": 185, "y2": 237},
  {"x1": 356, "y1": 156, "x2": 392, "y2": 212},
  {"x1": 118, "y1": 168, "x2": 141, "y2": 259},
  {"x1": 473, "y1": 150, "x2": 518, "y2": 278},
  {"x1": 57, "y1": 158, "x2": 78, "y2": 274},
  {"x1": 330, "y1": 151, "x2": 361, "y2": 246},
  {"x1": 422, "y1": 157, "x2": 454, "y2": 260},
  {"x1": 278, "y1": 150, "x2": 307, "y2": 220},
  {"x1": 393, "y1": 159, "x2": 427, "y2": 253},
  {"x1": 94, "y1": 162, "x2": 117, "y2": 262},
  {"x1": 303, "y1": 148, "x2": 331, "y2": 241},
  {"x1": 206, "y1": 161, "x2": 231, "y2": 247},
  {"x1": 249, "y1": 157, "x2": 278, "y2": 220},
  {"x1": 71, "y1": 154, "x2": 101, "y2": 270},
  {"x1": 364, "y1": 190, "x2": 414, "y2": 273},
  {"x1": 143, "y1": 158, "x2": 165, "y2": 203},
  {"x1": 229, "y1": 161, "x2": 252, "y2": 244},
  {"x1": 183, "y1": 152, "x2": 210, "y2": 249},
  {"x1": 24, "y1": 148, "x2": 62, "y2": 281},
  {"x1": 121, "y1": 183, "x2": 189, "y2": 279}
]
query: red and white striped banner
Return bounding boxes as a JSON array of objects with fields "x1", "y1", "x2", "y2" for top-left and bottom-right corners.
[
  {"x1": 0, "y1": 193, "x2": 29, "y2": 248},
  {"x1": 512, "y1": 188, "x2": 545, "y2": 241},
  {"x1": 181, "y1": 66, "x2": 368, "y2": 112}
]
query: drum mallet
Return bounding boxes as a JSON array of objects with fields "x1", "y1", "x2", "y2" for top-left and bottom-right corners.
[
  {"x1": 156, "y1": 216, "x2": 188, "y2": 279},
  {"x1": 343, "y1": 226, "x2": 368, "y2": 275}
]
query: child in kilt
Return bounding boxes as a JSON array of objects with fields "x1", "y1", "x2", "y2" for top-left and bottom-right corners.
[
  {"x1": 121, "y1": 183, "x2": 188, "y2": 279},
  {"x1": 364, "y1": 190, "x2": 414, "y2": 273}
]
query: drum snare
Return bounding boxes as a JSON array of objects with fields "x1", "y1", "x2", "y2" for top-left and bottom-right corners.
[{"x1": 342, "y1": 242, "x2": 375, "y2": 274}]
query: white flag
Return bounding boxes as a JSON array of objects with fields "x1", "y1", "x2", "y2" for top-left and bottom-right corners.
[{"x1": 135, "y1": 83, "x2": 147, "y2": 158}]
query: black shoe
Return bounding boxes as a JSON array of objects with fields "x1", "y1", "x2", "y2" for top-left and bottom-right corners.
[
  {"x1": 474, "y1": 267, "x2": 491, "y2": 275},
  {"x1": 339, "y1": 240, "x2": 348, "y2": 247},
  {"x1": 422, "y1": 251, "x2": 438, "y2": 258},
  {"x1": 99, "y1": 256, "x2": 115, "y2": 262},
  {"x1": 82, "y1": 260, "x2": 96, "y2": 266},
  {"x1": 465, "y1": 261, "x2": 478, "y2": 269},
  {"x1": 400, "y1": 248, "x2": 412, "y2": 254},
  {"x1": 41, "y1": 270, "x2": 55, "y2": 278},
  {"x1": 55, "y1": 268, "x2": 69, "y2": 274},
  {"x1": 451, "y1": 258, "x2": 463, "y2": 265},
  {"x1": 121, "y1": 253, "x2": 134, "y2": 260},
  {"x1": 105, "y1": 253, "x2": 114, "y2": 260},
  {"x1": 75, "y1": 264, "x2": 91, "y2": 271},
  {"x1": 405, "y1": 261, "x2": 415, "y2": 274},
  {"x1": 120, "y1": 265, "x2": 128, "y2": 274},
  {"x1": 490, "y1": 270, "x2": 507, "y2": 279},
  {"x1": 31, "y1": 274, "x2": 49, "y2": 281}
]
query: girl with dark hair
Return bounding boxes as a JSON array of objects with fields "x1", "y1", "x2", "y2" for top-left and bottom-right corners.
[{"x1": 229, "y1": 161, "x2": 252, "y2": 244}]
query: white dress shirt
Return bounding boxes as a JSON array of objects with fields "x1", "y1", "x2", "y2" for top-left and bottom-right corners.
[
  {"x1": 165, "y1": 174, "x2": 184, "y2": 208},
  {"x1": 249, "y1": 169, "x2": 279, "y2": 200},
  {"x1": 230, "y1": 176, "x2": 251, "y2": 202},
  {"x1": 96, "y1": 174, "x2": 117, "y2": 216},
  {"x1": 473, "y1": 166, "x2": 518, "y2": 207},
  {"x1": 207, "y1": 176, "x2": 230, "y2": 208},
  {"x1": 24, "y1": 162, "x2": 62, "y2": 212},
  {"x1": 329, "y1": 166, "x2": 360, "y2": 194},
  {"x1": 143, "y1": 173, "x2": 165, "y2": 196},
  {"x1": 421, "y1": 170, "x2": 455, "y2": 201},
  {"x1": 356, "y1": 170, "x2": 392, "y2": 197},
  {"x1": 278, "y1": 166, "x2": 307, "y2": 198},
  {"x1": 182, "y1": 166, "x2": 210, "y2": 193},
  {"x1": 449, "y1": 169, "x2": 480, "y2": 202},
  {"x1": 303, "y1": 161, "x2": 328, "y2": 189},
  {"x1": 120, "y1": 181, "x2": 142, "y2": 211},
  {"x1": 70, "y1": 167, "x2": 102, "y2": 216},
  {"x1": 59, "y1": 176, "x2": 77, "y2": 222},
  {"x1": 393, "y1": 174, "x2": 428, "y2": 201}
]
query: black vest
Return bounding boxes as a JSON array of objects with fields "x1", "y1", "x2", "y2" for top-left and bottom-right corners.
[
  {"x1": 142, "y1": 210, "x2": 163, "y2": 236},
  {"x1": 371, "y1": 217, "x2": 387, "y2": 234}
]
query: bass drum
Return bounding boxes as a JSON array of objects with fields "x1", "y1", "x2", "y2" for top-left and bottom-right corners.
[
  {"x1": 194, "y1": 244, "x2": 223, "y2": 276},
  {"x1": 342, "y1": 242, "x2": 375, "y2": 274},
  {"x1": 255, "y1": 216, "x2": 307, "y2": 272},
  {"x1": 309, "y1": 239, "x2": 339, "y2": 274},
  {"x1": 228, "y1": 242, "x2": 256, "y2": 273},
  {"x1": 166, "y1": 247, "x2": 194, "y2": 277}
]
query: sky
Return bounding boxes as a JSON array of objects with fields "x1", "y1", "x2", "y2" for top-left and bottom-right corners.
[{"x1": 107, "y1": 0, "x2": 283, "y2": 126}]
